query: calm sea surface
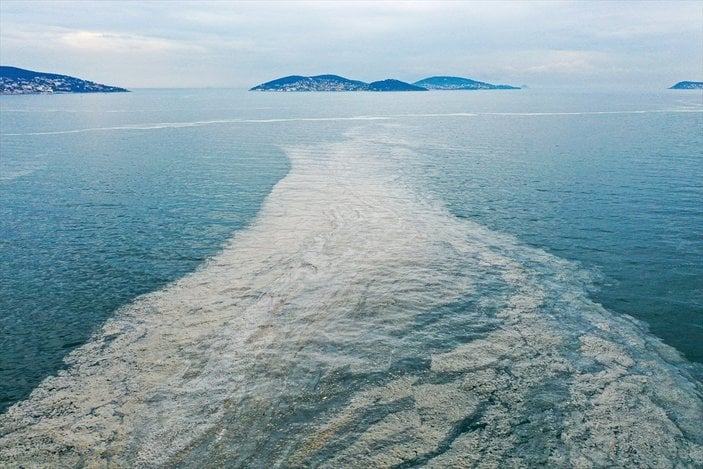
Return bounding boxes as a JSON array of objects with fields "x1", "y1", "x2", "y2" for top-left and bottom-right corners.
[{"x1": 1, "y1": 89, "x2": 702, "y2": 465}]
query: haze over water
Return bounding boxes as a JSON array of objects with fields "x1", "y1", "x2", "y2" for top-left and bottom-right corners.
[{"x1": 1, "y1": 89, "x2": 702, "y2": 466}]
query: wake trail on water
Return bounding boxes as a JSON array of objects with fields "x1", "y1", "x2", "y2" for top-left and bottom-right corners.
[
  {"x1": 1, "y1": 127, "x2": 702, "y2": 467},
  {"x1": 3, "y1": 108, "x2": 701, "y2": 136},
  {"x1": 0, "y1": 117, "x2": 390, "y2": 136}
]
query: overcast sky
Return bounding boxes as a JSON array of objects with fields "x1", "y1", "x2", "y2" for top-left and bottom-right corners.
[{"x1": 1, "y1": 1, "x2": 701, "y2": 89}]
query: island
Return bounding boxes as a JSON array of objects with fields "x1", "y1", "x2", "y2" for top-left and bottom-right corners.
[
  {"x1": 669, "y1": 81, "x2": 703, "y2": 90},
  {"x1": 0, "y1": 66, "x2": 129, "y2": 94},
  {"x1": 251, "y1": 74, "x2": 520, "y2": 92},
  {"x1": 250, "y1": 75, "x2": 426, "y2": 92},
  {"x1": 413, "y1": 76, "x2": 520, "y2": 90}
]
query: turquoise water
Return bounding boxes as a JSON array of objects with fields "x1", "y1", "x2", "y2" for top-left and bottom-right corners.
[
  {"x1": 0, "y1": 90, "x2": 290, "y2": 411},
  {"x1": 1, "y1": 89, "x2": 702, "y2": 465}
]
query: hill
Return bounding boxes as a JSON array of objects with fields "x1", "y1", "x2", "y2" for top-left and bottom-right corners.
[
  {"x1": 367, "y1": 79, "x2": 427, "y2": 92},
  {"x1": 413, "y1": 76, "x2": 520, "y2": 90},
  {"x1": 0, "y1": 66, "x2": 128, "y2": 94},
  {"x1": 250, "y1": 74, "x2": 369, "y2": 91}
]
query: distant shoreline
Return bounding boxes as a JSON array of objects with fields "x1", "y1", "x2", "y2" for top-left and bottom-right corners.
[{"x1": 0, "y1": 66, "x2": 129, "y2": 95}]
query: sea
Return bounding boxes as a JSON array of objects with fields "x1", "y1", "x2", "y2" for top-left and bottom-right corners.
[{"x1": 1, "y1": 88, "x2": 702, "y2": 466}]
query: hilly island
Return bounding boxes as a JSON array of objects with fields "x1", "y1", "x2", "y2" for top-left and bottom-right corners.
[
  {"x1": 251, "y1": 74, "x2": 520, "y2": 92},
  {"x1": 0, "y1": 66, "x2": 128, "y2": 94},
  {"x1": 414, "y1": 76, "x2": 520, "y2": 90}
]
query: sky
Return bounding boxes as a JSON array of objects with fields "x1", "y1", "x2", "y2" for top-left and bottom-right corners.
[{"x1": 0, "y1": 0, "x2": 701, "y2": 90}]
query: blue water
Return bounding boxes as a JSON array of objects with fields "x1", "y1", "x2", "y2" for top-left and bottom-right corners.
[
  {"x1": 0, "y1": 90, "x2": 290, "y2": 412},
  {"x1": 396, "y1": 93, "x2": 703, "y2": 362},
  {"x1": 1, "y1": 89, "x2": 702, "y2": 465}
]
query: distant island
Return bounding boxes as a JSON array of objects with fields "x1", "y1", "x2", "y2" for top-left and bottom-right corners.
[
  {"x1": 250, "y1": 75, "x2": 425, "y2": 92},
  {"x1": 413, "y1": 76, "x2": 520, "y2": 90},
  {"x1": 0, "y1": 66, "x2": 129, "y2": 94},
  {"x1": 669, "y1": 81, "x2": 703, "y2": 90},
  {"x1": 250, "y1": 74, "x2": 519, "y2": 92}
]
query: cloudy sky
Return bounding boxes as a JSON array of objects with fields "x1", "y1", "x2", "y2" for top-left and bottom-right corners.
[{"x1": 1, "y1": 1, "x2": 701, "y2": 89}]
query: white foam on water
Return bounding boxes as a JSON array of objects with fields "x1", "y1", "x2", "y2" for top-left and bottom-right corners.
[
  {"x1": 486, "y1": 109, "x2": 703, "y2": 116},
  {"x1": 0, "y1": 167, "x2": 43, "y2": 181},
  {"x1": 5, "y1": 108, "x2": 700, "y2": 136},
  {"x1": 1, "y1": 127, "x2": 701, "y2": 467},
  {"x1": 1, "y1": 116, "x2": 390, "y2": 136}
]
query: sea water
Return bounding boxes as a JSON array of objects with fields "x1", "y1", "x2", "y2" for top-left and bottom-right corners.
[{"x1": 0, "y1": 89, "x2": 701, "y2": 466}]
